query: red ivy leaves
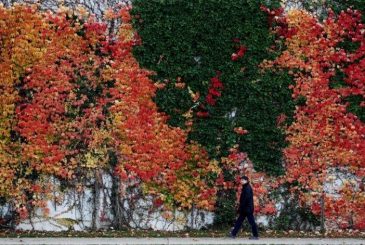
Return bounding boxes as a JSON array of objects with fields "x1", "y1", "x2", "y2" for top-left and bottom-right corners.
[
  {"x1": 206, "y1": 73, "x2": 224, "y2": 106},
  {"x1": 196, "y1": 72, "x2": 224, "y2": 118},
  {"x1": 0, "y1": 6, "x2": 222, "y2": 216},
  {"x1": 270, "y1": 9, "x2": 365, "y2": 230},
  {"x1": 231, "y1": 45, "x2": 247, "y2": 61},
  {"x1": 261, "y1": 5, "x2": 298, "y2": 39}
]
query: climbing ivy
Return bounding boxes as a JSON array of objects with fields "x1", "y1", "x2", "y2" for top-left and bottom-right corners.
[{"x1": 131, "y1": 0, "x2": 295, "y2": 175}]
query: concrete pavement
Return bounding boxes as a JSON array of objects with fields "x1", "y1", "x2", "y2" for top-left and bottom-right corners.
[{"x1": 0, "y1": 237, "x2": 364, "y2": 245}]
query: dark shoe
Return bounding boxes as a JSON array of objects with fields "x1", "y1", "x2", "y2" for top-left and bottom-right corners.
[{"x1": 249, "y1": 236, "x2": 259, "y2": 240}]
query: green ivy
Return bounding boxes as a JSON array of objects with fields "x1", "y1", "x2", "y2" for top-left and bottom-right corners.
[
  {"x1": 131, "y1": 0, "x2": 294, "y2": 174},
  {"x1": 131, "y1": 0, "x2": 295, "y2": 225}
]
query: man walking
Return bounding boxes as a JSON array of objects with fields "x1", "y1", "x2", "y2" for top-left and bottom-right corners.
[{"x1": 229, "y1": 176, "x2": 259, "y2": 239}]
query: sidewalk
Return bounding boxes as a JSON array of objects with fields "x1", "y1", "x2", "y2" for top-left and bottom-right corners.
[{"x1": 0, "y1": 237, "x2": 364, "y2": 245}]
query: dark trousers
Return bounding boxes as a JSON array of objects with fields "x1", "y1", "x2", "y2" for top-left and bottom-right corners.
[{"x1": 231, "y1": 212, "x2": 258, "y2": 237}]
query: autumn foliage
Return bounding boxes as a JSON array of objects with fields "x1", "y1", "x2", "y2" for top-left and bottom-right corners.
[
  {"x1": 265, "y1": 9, "x2": 365, "y2": 229},
  {"x1": 1, "y1": 3, "x2": 364, "y2": 232},
  {"x1": 0, "y1": 5, "x2": 52, "y2": 214},
  {"x1": 0, "y1": 5, "x2": 219, "y2": 220}
]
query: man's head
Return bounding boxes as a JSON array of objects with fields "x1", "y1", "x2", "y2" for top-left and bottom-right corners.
[{"x1": 241, "y1": 176, "x2": 249, "y2": 185}]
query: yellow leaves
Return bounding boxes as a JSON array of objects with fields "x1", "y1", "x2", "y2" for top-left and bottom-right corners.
[
  {"x1": 120, "y1": 144, "x2": 133, "y2": 155},
  {"x1": 75, "y1": 5, "x2": 88, "y2": 18},
  {"x1": 57, "y1": 5, "x2": 71, "y2": 15},
  {"x1": 0, "y1": 6, "x2": 50, "y2": 170},
  {"x1": 0, "y1": 5, "x2": 223, "y2": 216},
  {"x1": 83, "y1": 152, "x2": 98, "y2": 169},
  {"x1": 286, "y1": 10, "x2": 307, "y2": 27},
  {"x1": 172, "y1": 181, "x2": 194, "y2": 208},
  {"x1": 89, "y1": 129, "x2": 113, "y2": 149},
  {"x1": 273, "y1": 8, "x2": 365, "y2": 227},
  {"x1": 182, "y1": 109, "x2": 193, "y2": 120},
  {"x1": 187, "y1": 86, "x2": 200, "y2": 103},
  {"x1": 0, "y1": 5, "x2": 81, "y2": 210},
  {"x1": 104, "y1": 8, "x2": 116, "y2": 20},
  {"x1": 0, "y1": 167, "x2": 15, "y2": 196},
  {"x1": 1, "y1": 8, "x2": 48, "y2": 72},
  {"x1": 82, "y1": 147, "x2": 110, "y2": 169},
  {"x1": 206, "y1": 159, "x2": 221, "y2": 174},
  {"x1": 118, "y1": 23, "x2": 134, "y2": 43}
]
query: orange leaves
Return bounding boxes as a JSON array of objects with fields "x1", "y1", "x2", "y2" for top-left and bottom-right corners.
[
  {"x1": 271, "y1": 9, "x2": 365, "y2": 229},
  {"x1": 260, "y1": 202, "x2": 277, "y2": 215},
  {"x1": 0, "y1": 5, "x2": 52, "y2": 206},
  {"x1": 97, "y1": 13, "x2": 220, "y2": 211},
  {"x1": 0, "y1": 5, "x2": 123, "y2": 216},
  {"x1": 110, "y1": 46, "x2": 218, "y2": 208}
]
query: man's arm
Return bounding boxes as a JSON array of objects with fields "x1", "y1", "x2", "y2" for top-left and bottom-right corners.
[{"x1": 238, "y1": 187, "x2": 248, "y2": 213}]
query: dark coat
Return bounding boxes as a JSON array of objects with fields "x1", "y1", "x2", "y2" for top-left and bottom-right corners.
[{"x1": 238, "y1": 183, "x2": 254, "y2": 214}]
